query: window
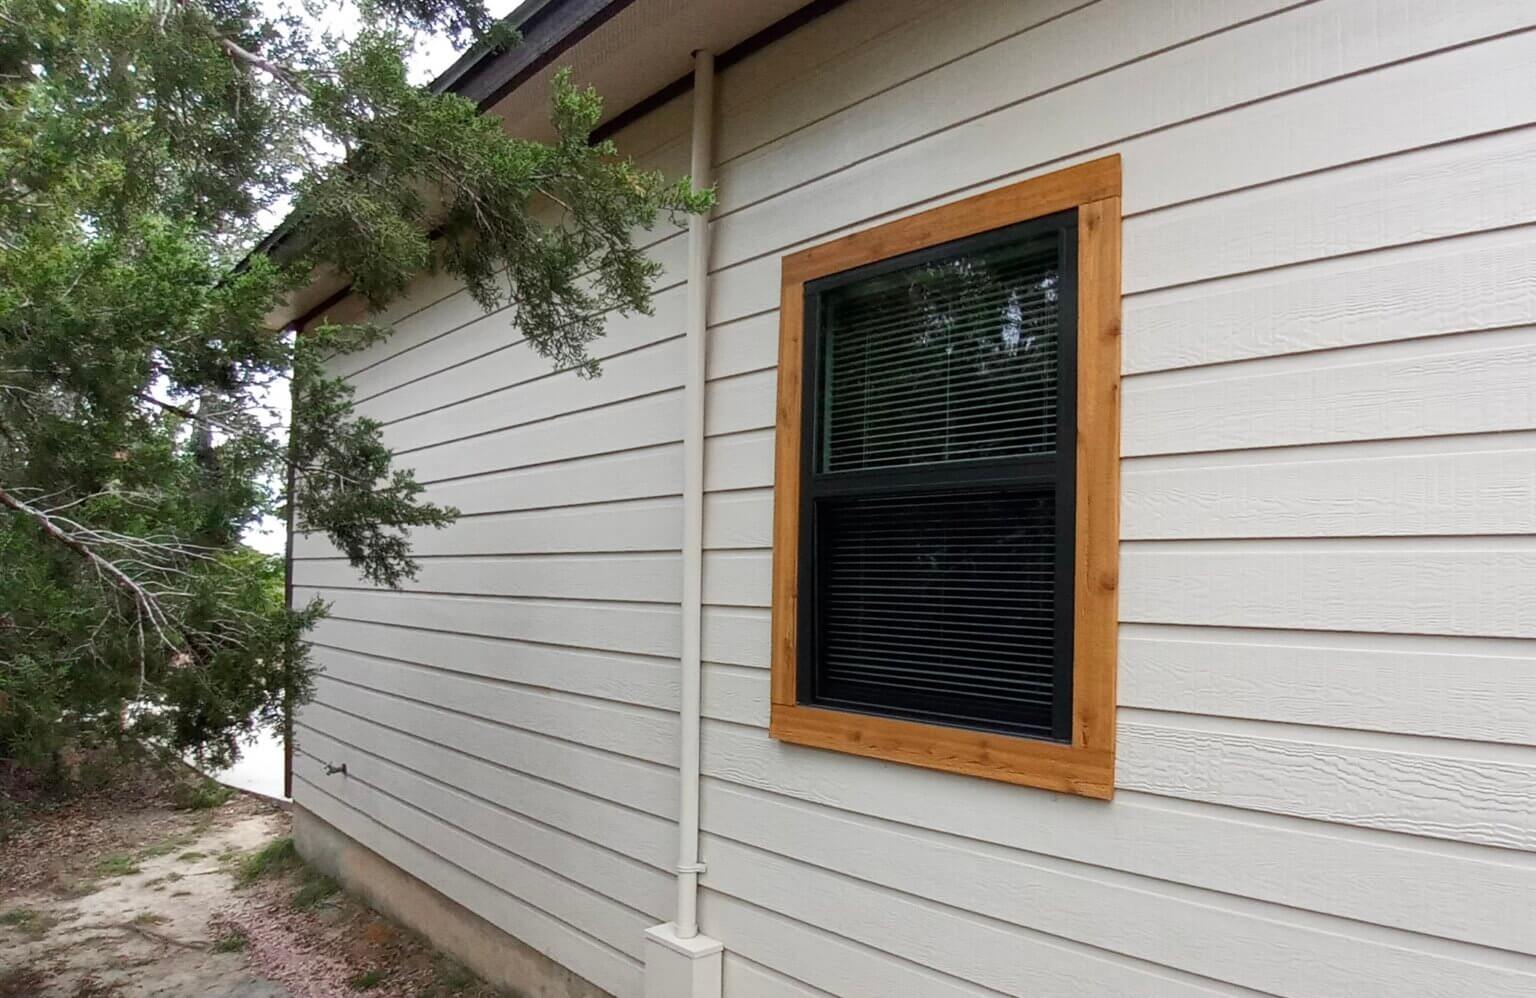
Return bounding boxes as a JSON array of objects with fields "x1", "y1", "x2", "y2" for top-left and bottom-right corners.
[{"x1": 769, "y1": 158, "x2": 1121, "y2": 798}]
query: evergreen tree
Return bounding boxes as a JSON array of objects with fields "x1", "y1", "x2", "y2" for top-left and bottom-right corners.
[{"x1": 0, "y1": 0, "x2": 710, "y2": 767}]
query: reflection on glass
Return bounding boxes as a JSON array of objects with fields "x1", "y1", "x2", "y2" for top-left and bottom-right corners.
[{"x1": 818, "y1": 234, "x2": 1061, "y2": 473}]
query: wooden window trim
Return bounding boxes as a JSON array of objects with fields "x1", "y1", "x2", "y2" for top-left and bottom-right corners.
[{"x1": 768, "y1": 156, "x2": 1122, "y2": 799}]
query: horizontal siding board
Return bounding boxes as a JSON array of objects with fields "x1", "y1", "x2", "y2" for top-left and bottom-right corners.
[
  {"x1": 703, "y1": 429, "x2": 775, "y2": 492},
  {"x1": 704, "y1": 781, "x2": 1536, "y2": 995},
  {"x1": 308, "y1": 616, "x2": 677, "y2": 710},
  {"x1": 1118, "y1": 26, "x2": 1536, "y2": 240},
  {"x1": 710, "y1": 327, "x2": 1536, "y2": 465},
  {"x1": 696, "y1": 889, "x2": 1002, "y2": 998},
  {"x1": 700, "y1": 606, "x2": 770, "y2": 669},
  {"x1": 299, "y1": 583, "x2": 762, "y2": 669},
  {"x1": 702, "y1": 663, "x2": 768, "y2": 729},
  {"x1": 1125, "y1": 225, "x2": 1536, "y2": 374},
  {"x1": 295, "y1": 586, "x2": 680, "y2": 658},
  {"x1": 702, "y1": 834, "x2": 1263, "y2": 998},
  {"x1": 704, "y1": 369, "x2": 776, "y2": 438},
  {"x1": 711, "y1": 0, "x2": 1082, "y2": 170},
  {"x1": 355, "y1": 285, "x2": 685, "y2": 422},
  {"x1": 418, "y1": 444, "x2": 680, "y2": 519},
  {"x1": 712, "y1": 327, "x2": 1536, "y2": 457},
  {"x1": 292, "y1": 760, "x2": 652, "y2": 966},
  {"x1": 296, "y1": 697, "x2": 675, "y2": 820},
  {"x1": 704, "y1": 663, "x2": 1536, "y2": 852},
  {"x1": 1124, "y1": 331, "x2": 1536, "y2": 456},
  {"x1": 293, "y1": 775, "x2": 641, "y2": 998},
  {"x1": 708, "y1": 0, "x2": 1536, "y2": 274},
  {"x1": 700, "y1": 438, "x2": 1536, "y2": 550},
  {"x1": 700, "y1": 551, "x2": 770, "y2": 608},
  {"x1": 1121, "y1": 624, "x2": 1536, "y2": 746},
  {"x1": 294, "y1": 551, "x2": 682, "y2": 604},
  {"x1": 722, "y1": 954, "x2": 837, "y2": 998},
  {"x1": 380, "y1": 336, "x2": 686, "y2": 454},
  {"x1": 295, "y1": 488, "x2": 759, "y2": 559},
  {"x1": 699, "y1": 27, "x2": 1536, "y2": 335},
  {"x1": 1122, "y1": 540, "x2": 1536, "y2": 637},
  {"x1": 398, "y1": 389, "x2": 682, "y2": 484},
  {"x1": 297, "y1": 727, "x2": 671, "y2": 918},
  {"x1": 345, "y1": 295, "x2": 526, "y2": 399},
  {"x1": 323, "y1": 267, "x2": 468, "y2": 377},
  {"x1": 1119, "y1": 711, "x2": 1536, "y2": 851},
  {"x1": 703, "y1": 489, "x2": 773, "y2": 549},
  {"x1": 313, "y1": 652, "x2": 677, "y2": 766},
  {"x1": 707, "y1": 312, "x2": 779, "y2": 381},
  {"x1": 713, "y1": 328, "x2": 1536, "y2": 464},
  {"x1": 706, "y1": 327, "x2": 1536, "y2": 466},
  {"x1": 711, "y1": 0, "x2": 1299, "y2": 223},
  {"x1": 710, "y1": 614, "x2": 1536, "y2": 746},
  {"x1": 699, "y1": 721, "x2": 1536, "y2": 952},
  {"x1": 296, "y1": 706, "x2": 675, "y2": 869},
  {"x1": 1126, "y1": 126, "x2": 1536, "y2": 293},
  {"x1": 295, "y1": 497, "x2": 680, "y2": 560},
  {"x1": 336, "y1": 231, "x2": 687, "y2": 389},
  {"x1": 319, "y1": 285, "x2": 460, "y2": 380},
  {"x1": 1123, "y1": 434, "x2": 1536, "y2": 539}
]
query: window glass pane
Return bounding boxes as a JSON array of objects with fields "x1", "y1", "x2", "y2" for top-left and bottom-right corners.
[
  {"x1": 815, "y1": 489, "x2": 1058, "y2": 735},
  {"x1": 818, "y1": 233, "x2": 1061, "y2": 473}
]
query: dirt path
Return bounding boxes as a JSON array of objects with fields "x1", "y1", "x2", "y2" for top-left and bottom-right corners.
[
  {"x1": 1, "y1": 762, "x2": 507, "y2": 998},
  {"x1": 1, "y1": 796, "x2": 292, "y2": 997}
]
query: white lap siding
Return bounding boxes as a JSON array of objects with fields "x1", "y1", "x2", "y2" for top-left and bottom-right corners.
[
  {"x1": 294, "y1": 0, "x2": 1536, "y2": 995},
  {"x1": 290, "y1": 102, "x2": 694, "y2": 994}
]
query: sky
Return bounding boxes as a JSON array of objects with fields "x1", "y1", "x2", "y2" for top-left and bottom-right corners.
[{"x1": 241, "y1": 0, "x2": 522, "y2": 557}]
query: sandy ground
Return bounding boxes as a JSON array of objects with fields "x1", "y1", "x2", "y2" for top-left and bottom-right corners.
[
  {"x1": 1, "y1": 798, "x2": 292, "y2": 997},
  {"x1": 1, "y1": 763, "x2": 507, "y2": 998}
]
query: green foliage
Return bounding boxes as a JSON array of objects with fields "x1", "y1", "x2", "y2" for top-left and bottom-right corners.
[
  {"x1": 433, "y1": 958, "x2": 477, "y2": 993},
  {"x1": 97, "y1": 854, "x2": 141, "y2": 877},
  {"x1": 347, "y1": 968, "x2": 388, "y2": 991},
  {"x1": 236, "y1": 836, "x2": 299, "y2": 885},
  {"x1": 212, "y1": 926, "x2": 250, "y2": 952},
  {"x1": 291, "y1": 869, "x2": 341, "y2": 910},
  {"x1": 0, "y1": 0, "x2": 709, "y2": 766},
  {"x1": 170, "y1": 777, "x2": 234, "y2": 811},
  {"x1": 0, "y1": 908, "x2": 56, "y2": 944}
]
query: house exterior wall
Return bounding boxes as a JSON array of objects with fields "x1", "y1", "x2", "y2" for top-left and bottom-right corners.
[{"x1": 290, "y1": 0, "x2": 1536, "y2": 995}]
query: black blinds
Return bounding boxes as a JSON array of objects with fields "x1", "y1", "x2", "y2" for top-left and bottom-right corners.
[{"x1": 800, "y1": 214, "x2": 1077, "y2": 741}]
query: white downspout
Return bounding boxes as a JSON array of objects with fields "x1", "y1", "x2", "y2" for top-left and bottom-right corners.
[
  {"x1": 675, "y1": 47, "x2": 715, "y2": 943},
  {"x1": 644, "y1": 52, "x2": 721, "y2": 998}
]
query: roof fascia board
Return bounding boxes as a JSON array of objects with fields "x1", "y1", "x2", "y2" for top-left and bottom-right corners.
[{"x1": 449, "y1": 0, "x2": 637, "y2": 110}]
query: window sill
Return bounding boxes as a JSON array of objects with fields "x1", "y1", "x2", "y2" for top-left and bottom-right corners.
[{"x1": 770, "y1": 702, "x2": 1114, "y2": 799}]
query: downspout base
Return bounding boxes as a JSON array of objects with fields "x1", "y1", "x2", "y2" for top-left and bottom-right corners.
[{"x1": 644, "y1": 923, "x2": 723, "y2": 998}]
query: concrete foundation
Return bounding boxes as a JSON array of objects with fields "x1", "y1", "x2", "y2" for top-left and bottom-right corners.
[{"x1": 293, "y1": 805, "x2": 612, "y2": 998}]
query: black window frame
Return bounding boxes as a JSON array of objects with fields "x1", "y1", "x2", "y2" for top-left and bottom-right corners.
[{"x1": 794, "y1": 209, "x2": 1081, "y2": 743}]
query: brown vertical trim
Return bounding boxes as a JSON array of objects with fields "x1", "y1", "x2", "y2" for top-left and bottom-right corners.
[
  {"x1": 1071, "y1": 195, "x2": 1122, "y2": 765},
  {"x1": 769, "y1": 272, "x2": 805, "y2": 708},
  {"x1": 768, "y1": 156, "x2": 1122, "y2": 798}
]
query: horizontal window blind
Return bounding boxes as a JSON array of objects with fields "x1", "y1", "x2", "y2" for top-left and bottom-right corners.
[
  {"x1": 801, "y1": 214, "x2": 1077, "y2": 742},
  {"x1": 815, "y1": 490, "x2": 1058, "y2": 734},
  {"x1": 818, "y1": 236, "x2": 1061, "y2": 473}
]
